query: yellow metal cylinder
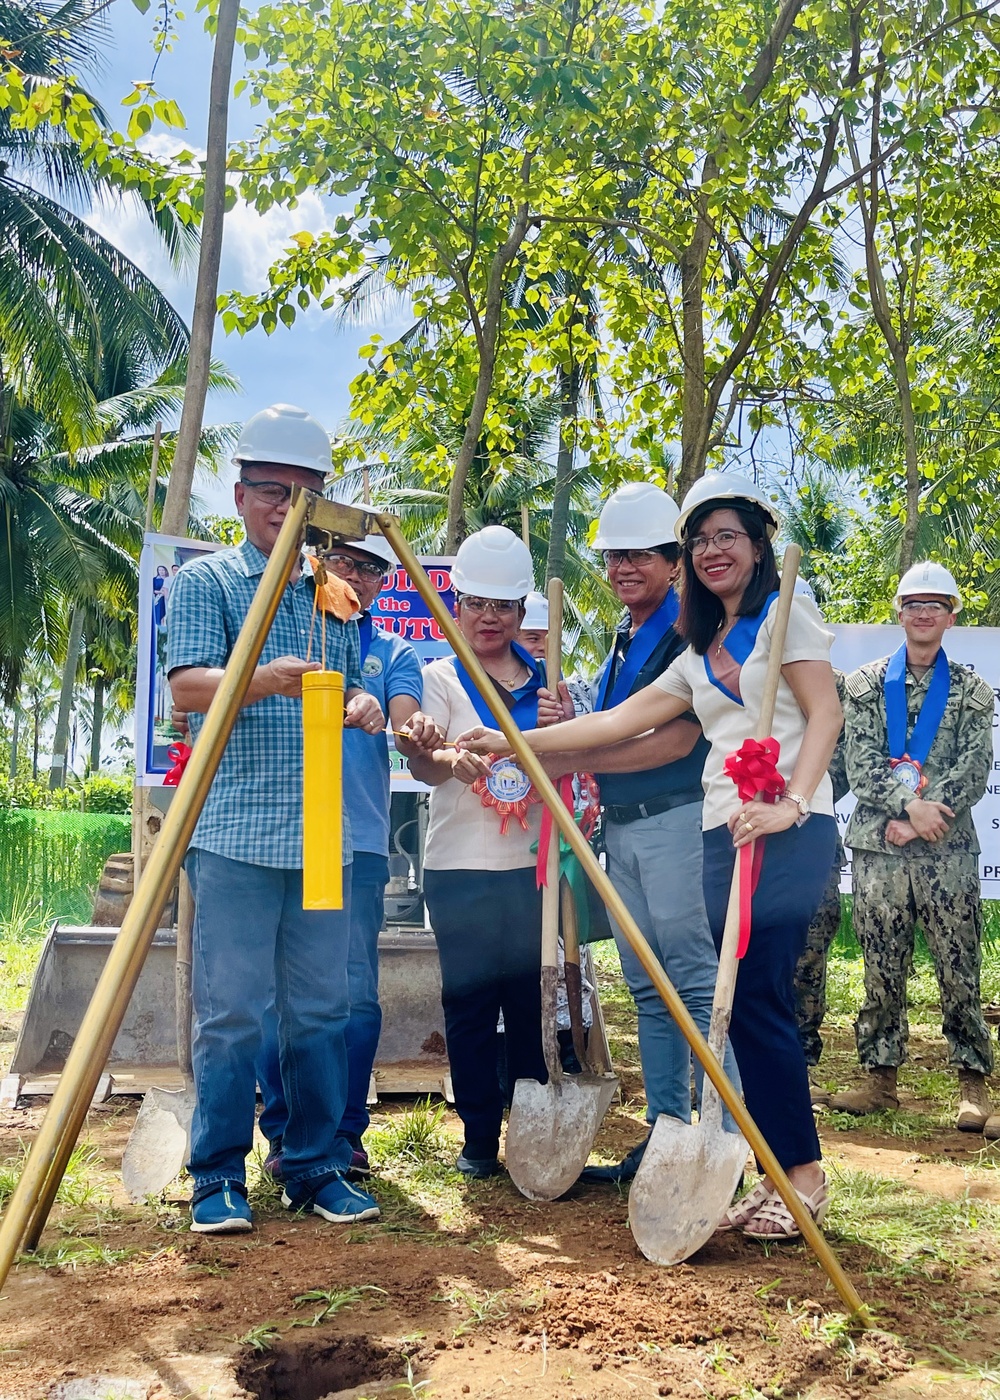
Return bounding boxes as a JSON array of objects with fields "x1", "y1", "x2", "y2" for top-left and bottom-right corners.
[{"x1": 302, "y1": 669, "x2": 344, "y2": 909}]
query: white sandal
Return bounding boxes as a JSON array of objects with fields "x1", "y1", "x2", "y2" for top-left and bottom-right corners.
[
  {"x1": 742, "y1": 1174, "x2": 829, "y2": 1241},
  {"x1": 718, "y1": 1179, "x2": 772, "y2": 1232}
]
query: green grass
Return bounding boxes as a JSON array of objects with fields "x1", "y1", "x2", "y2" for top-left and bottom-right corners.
[
  {"x1": 826, "y1": 1162, "x2": 1000, "y2": 1277},
  {"x1": 0, "y1": 1140, "x2": 113, "y2": 1211},
  {"x1": 367, "y1": 1097, "x2": 452, "y2": 1168},
  {"x1": 0, "y1": 888, "x2": 52, "y2": 1013}
]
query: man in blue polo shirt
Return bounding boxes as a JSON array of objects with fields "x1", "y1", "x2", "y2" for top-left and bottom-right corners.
[
  {"x1": 546, "y1": 483, "x2": 739, "y2": 1182},
  {"x1": 258, "y1": 533, "x2": 441, "y2": 1178},
  {"x1": 167, "y1": 404, "x2": 390, "y2": 1234}
]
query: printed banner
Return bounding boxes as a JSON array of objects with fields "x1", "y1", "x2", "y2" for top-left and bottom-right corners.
[
  {"x1": 135, "y1": 532, "x2": 223, "y2": 786},
  {"x1": 377, "y1": 558, "x2": 455, "y2": 791},
  {"x1": 830, "y1": 625, "x2": 1000, "y2": 897}
]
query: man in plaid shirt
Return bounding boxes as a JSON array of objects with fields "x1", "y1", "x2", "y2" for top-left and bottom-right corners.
[{"x1": 167, "y1": 404, "x2": 387, "y2": 1234}]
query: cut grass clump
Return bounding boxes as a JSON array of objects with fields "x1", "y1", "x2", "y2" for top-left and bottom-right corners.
[
  {"x1": 826, "y1": 1163, "x2": 1000, "y2": 1276},
  {"x1": 0, "y1": 1140, "x2": 112, "y2": 1211}
]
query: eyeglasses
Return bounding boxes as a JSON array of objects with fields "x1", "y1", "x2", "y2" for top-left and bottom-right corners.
[
  {"x1": 322, "y1": 551, "x2": 387, "y2": 581},
  {"x1": 685, "y1": 528, "x2": 750, "y2": 555},
  {"x1": 900, "y1": 600, "x2": 952, "y2": 616},
  {"x1": 457, "y1": 595, "x2": 522, "y2": 615},
  {"x1": 239, "y1": 478, "x2": 295, "y2": 505},
  {"x1": 602, "y1": 549, "x2": 661, "y2": 568}
]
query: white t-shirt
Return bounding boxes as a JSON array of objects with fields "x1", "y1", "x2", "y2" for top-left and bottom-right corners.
[
  {"x1": 652, "y1": 595, "x2": 835, "y2": 832},
  {"x1": 421, "y1": 658, "x2": 542, "y2": 871}
]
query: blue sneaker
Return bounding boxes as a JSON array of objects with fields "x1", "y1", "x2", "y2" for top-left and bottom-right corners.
[
  {"x1": 281, "y1": 1172, "x2": 380, "y2": 1224},
  {"x1": 190, "y1": 1180, "x2": 253, "y2": 1234}
]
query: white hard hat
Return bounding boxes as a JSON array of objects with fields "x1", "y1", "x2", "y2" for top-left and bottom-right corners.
[
  {"x1": 674, "y1": 471, "x2": 781, "y2": 541},
  {"x1": 451, "y1": 525, "x2": 534, "y2": 599},
  {"x1": 521, "y1": 591, "x2": 549, "y2": 631},
  {"x1": 895, "y1": 560, "x2": 962, "y2": 613},
  {"x1": 352, "y1": 534, "x2": 396, "y2": 570},
  {"x1": 593, "y1": 482, "x2": 680, "y2": 550},
  {"x1": 233, "y1": 404, "x2": 331, "y2": 477}
]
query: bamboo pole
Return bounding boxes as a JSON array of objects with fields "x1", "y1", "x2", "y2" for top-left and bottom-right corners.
[
  {"x1": 378, "y1": 515, "x2": 870, "y2": 1326},
  {"x1": 0, "y1": 492, "x2": 311, "y2": 1277}
]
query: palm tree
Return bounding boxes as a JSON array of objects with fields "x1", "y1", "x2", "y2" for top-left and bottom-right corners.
[{"x1": 0, "y1": 0, "x2": 191, "y2": 444}]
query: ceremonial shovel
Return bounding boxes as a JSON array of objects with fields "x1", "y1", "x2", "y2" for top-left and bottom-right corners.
[
  {"x1": 121, "y1": 871, "x2": 196, "y2": 1200},
  {"x1": 505, "y1": 579, "x2": 618, "y2": 1201},
  {"x1": 628, "y1": 546, "x2": 801, "y2": 1264}
]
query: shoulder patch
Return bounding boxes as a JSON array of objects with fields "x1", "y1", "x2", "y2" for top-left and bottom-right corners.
[
  {"x1": 966, "y1": 675, "x2": 997, "y2": 714},
  {"x1": 845, "y1": 666, "x2": 880, "y2": 701}
]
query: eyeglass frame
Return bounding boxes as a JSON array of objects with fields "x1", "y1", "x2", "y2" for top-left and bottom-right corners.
[
  {"x1": 684, "y1": 528, "x2": 751, "y2": 556},
  {"x1": 238, "y1": 477, "x2": 297, "y2": 504},
  {"x1": 899, "y1": 599, "x2": 953, "y2": 616},
  {"x1": 602, "y1": 548, "x2": 668, "y2": 568},
  {"x1": 322, "y1": 551, "x2": 389, "y2": 581},
  {"x1": 455, "y1": 594, "x2": 525, "y2": 615}
]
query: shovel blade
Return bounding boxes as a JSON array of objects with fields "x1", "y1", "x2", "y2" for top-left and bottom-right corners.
[
  {"x1": 628, "y1": 1111, "x2": 748, "y2": 1266},
  {"x1": 121, "y1": 1085, "x2": 195, "y2": 1202},
  {"x1": 506, "y1": 1073, "x2": 618, "y2": 1201}
]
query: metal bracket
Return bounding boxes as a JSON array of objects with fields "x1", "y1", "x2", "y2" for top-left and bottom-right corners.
[{"x1": 300, "y1": 491, "x2": 397, "y2": 552}]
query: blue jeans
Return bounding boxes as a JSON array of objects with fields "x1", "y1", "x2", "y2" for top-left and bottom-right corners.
[
  {"x1": 604, "y1": 802, "x2": 741, "y2": 1124},
  {"x1": 258, "y1": 852, "x2": 389, "y2": 1147},
  {"x1": 185, "y1": 847, "x2": 353, "y2": 1189}
]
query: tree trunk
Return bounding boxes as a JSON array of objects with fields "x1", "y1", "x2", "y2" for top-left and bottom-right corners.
[
  {"x1": 891, "y1": 346, "x2": 921, "y2": 573},
  {"x1": 545, "y1": 364, "x2": 579, "y2": 586},
  {"x1": 677, "y1": 165, "x2": 717, "y2": 504},
  {"x1": 32, "y1": 701, "x2": 39, "y2": 780},
  {"x1": 89, "y1": 676, "x2": 105, "y2": 775},
  {"x1": 49, "y1": 607, "x2": 85, "y2": 789},
  {"x1": 160, "y1": 0, "x2": 240, "y2": 537},
  {"x1": 9, "y1": 705, "x2": 18, "y2": 780}
]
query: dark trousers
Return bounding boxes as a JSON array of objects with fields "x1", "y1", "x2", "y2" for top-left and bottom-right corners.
[
  {"x1": 702, "y1": 817, "x2": 836, "y2": 1171},
  {"x1": 424, "y1": 867, "x2": 547, "y2": 1158}
]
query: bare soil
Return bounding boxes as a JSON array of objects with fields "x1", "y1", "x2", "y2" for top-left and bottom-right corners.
[{"x1": 2, "y1": 1017, "x2": 1000, "y2": 1399}]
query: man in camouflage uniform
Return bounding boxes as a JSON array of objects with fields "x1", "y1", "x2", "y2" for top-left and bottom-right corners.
[
  {"x1": 830, "y1": 562, "x2": 995, "y2": 1131},
  {"x1": 794, "y1": 670, "x2": 848, "y2": 1095}
]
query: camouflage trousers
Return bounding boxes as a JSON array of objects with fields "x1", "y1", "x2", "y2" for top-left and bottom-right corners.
[
  {"x1": 794, "y1": 852, "x2": 844, "y2": 1067},
  {"x1": 851, "y1": 848, "x2": 994, "y2": 1074}
]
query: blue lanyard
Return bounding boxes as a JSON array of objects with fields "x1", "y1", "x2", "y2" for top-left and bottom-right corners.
[
  {"x1": 595, "y1": 588, "x2": 680, "y2": 711},
  {"x1": 452, "y1": 641, "x2": 543, "y2": 729},
  {"x1": 359, "y1": 612, "x2": 374, "y2": 664},
  {"x1": 884, "y1": 643, "x2": 950, "y2": 763},
  {"x1": 702, "y1": 591, "x2": 780, "y2": 707}
]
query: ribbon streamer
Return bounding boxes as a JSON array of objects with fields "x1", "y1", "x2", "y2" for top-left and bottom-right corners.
[
  {"x1": 163, "y1": 742, "x2": 192, "y2": 787},
  {"x1": 536, "y1": 774, "x2": 576, "y2": 886},
  {"x1": 723, "y1": 736, "x2": 783, "y2": 958}
]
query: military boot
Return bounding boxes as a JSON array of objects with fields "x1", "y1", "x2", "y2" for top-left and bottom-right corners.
[
  {"x1": 956, "y1": 1070, "x2": 993, "y2": 1133},
  {"x1": 829, "y1": 1067, "x2": 898, "y2": 1114}
]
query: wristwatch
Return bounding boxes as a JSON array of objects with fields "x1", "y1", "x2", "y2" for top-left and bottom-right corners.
[{"x1": 782, "y1": 790, "x2": 812, "y2": 826}]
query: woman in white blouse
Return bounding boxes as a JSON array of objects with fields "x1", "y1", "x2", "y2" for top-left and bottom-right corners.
[{"x1": 457, "y1": 476, "x2": 842, "y2": 1238}]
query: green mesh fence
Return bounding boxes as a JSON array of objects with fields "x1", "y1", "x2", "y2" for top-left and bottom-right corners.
[{"x1": 0, "y1": 809, "x2": 131, "y2": 925}]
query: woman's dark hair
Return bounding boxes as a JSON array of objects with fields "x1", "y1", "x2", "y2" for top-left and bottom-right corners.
[{"x1": 676, "y1": 501, "x2": 780, "y2": 654}]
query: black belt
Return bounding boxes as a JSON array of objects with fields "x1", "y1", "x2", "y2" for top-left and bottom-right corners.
[{"x1": 602, "y1": 787, "x2": 704, "y2": 826}]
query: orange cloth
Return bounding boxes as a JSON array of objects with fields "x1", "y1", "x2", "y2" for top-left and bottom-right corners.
[{"x1": 305, "y1": 554, "x2": 359, "y2": 622}]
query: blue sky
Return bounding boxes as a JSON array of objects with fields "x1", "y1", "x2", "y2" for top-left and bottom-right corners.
[{"x1": 86, "y1": 4, "x2": 400, "y2": 511}]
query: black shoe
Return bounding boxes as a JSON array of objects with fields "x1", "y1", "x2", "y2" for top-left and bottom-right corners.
[
  {"x1": 578, "y1": 1134, "x2": 651, "y2": 1185},
  {"x1": 455, "y1": 1154, "x2": 503, "y2": 1179}
]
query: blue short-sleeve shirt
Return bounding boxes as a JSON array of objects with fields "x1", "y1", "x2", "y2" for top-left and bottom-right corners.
[
  {"x1": 166, "y1": 539, "x2": 363, "y2": 868},
  {"x1": 345, "y1": 623, "x2": 423, "y2": 856}
]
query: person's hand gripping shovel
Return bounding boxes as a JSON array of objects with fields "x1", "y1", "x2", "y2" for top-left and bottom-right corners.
[
  {"x1": 628, "y1": 546, "x2": 802, "y2": 1264},
  {"x1": 505, "y1": 578, "x2": 618, "y2": 1201}
]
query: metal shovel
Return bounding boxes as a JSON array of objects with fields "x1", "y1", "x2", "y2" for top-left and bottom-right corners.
[
  {"x1": 628, "y1": 551, "x2": 800, "y2": 1264},
  {"x1": 121, "y1": 871, "x2": 196, "y2": 1201},
  {"x1": 505, "y1": 579, "x2": 618, "y2": 1202}
]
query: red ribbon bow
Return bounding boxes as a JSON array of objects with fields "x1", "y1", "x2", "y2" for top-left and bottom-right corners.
[
  {"x1": 163, "y1": 742, "x2": 192, "y2": 787},
  {"x1": 723, "y1": 736, "x2": 783, "y2": 957}
]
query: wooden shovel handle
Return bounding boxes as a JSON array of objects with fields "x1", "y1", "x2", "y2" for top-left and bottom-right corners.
[
  {"x1": 540, "y1": 579, "x2": 564, "y2": 1081},
  {"x1": 709, "y1": 545, "x2": 802, "y2": 1054}
]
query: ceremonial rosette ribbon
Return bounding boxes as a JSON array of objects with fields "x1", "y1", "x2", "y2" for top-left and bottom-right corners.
[
  {"x1": 471, "y1": 755, "x2": 542, "y2": 835},
  {"x1": 163, "y1": 741, "x2": 192, "y2": 786},
  {"x1": 723, "y1": 736, "x2": 783, "y2": 957}
]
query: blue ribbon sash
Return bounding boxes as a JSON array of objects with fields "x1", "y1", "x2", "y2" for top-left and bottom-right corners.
[
  {"x1": 702, "y1": 591, "x2": 780, "y2": 707},
  {"x1": 595, "y1": 587, "x2": 680, "y2": 711},
  {"x1": 452, "y1": 641, "x2": 543, "y2": 730},
  {"x1": 884, "y1": 642, "x2": 950, "y2": 769},
  {"x1": 358, "y1": 612, "x2": 374, "y2": 664}
]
